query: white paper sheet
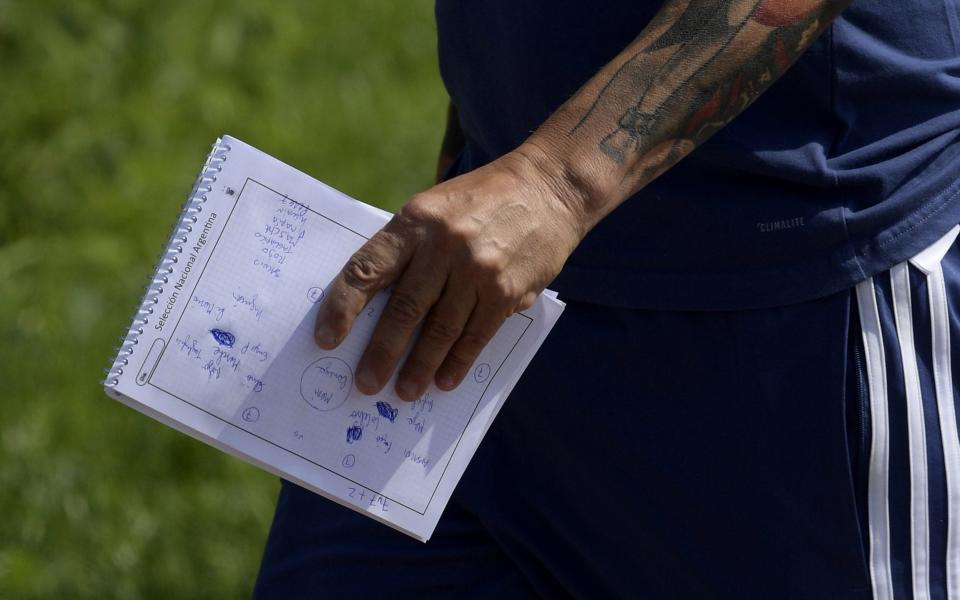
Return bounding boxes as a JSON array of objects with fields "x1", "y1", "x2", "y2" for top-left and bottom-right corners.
[{"x1": 105, "y1": 135, "x2": 564, "y2": 541}]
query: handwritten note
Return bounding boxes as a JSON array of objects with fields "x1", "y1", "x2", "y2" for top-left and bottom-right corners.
[{"x1": 105, "y1": 136, "x2": 564, "y2": 541}]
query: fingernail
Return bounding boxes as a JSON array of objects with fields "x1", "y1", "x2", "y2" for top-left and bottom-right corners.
[
  {"x1": 437, "y1": 373, "x2": 456, "y2": 390},
  {"x1": 315, "y1": 324, "x2": 337, "y2": 348},
  {"x1": 356, "y1": 367, "x2": 379, "y2": 393},
  {"x1": 396, "y1": 380, "x2": 417, "y2": 401}
]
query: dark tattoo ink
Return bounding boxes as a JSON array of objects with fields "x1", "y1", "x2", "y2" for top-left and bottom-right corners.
[{"x1": 570, "y1": 0, "x2": 850, "y2": 185}]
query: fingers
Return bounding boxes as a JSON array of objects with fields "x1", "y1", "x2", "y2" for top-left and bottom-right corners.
[
  {"x1": 516, "y1": 291, "x2": 538, "y2": 313},
  {"x1": 435, "y1": 304, "x2": 506, "y2": 392},
  {"x1": 395, "y1": 273, "x2": 477, "y2": 400},
  {"x1": 315, "y1": 198, "x2": 535, "y2": 400},
  {"x1": 354, "y1": 251, "x2": 446, "y2": 395},
  {"x1": 314, "y1": 221, "x2": 411, "y2": 349}
]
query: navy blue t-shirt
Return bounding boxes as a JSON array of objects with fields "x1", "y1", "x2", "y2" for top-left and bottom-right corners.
[{"x1": 435, "y1": 0, "x2": 960, "y2": 310}]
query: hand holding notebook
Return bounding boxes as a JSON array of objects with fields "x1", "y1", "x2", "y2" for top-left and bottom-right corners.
[
  {"x1": 314, "y1": 148, "x2": 582, "y2": 403},
  {"x1": 104, "y1": 136, "x2": 564, "y2": 541}
]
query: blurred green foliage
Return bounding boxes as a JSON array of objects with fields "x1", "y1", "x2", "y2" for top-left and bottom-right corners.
[{"x1": 0, "y1": 1, "x2": 445, "y2": 597}]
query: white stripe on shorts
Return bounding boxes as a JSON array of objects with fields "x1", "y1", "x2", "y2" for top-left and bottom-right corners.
[
  {"x1": 856, "y1": 275, "x2": 895, "y2": 600},
  {"x1": 911, "y1": 225, "x2": 960, "y2": 599},
  {"x1": 890, "y1": 261, "x2": 931, "y2": 600},
  {"x1": 857, "y1": 224, "x2": 959, "y2": 600}
]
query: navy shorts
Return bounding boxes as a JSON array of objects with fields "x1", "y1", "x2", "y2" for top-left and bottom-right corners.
[{"x1": 254, "y1": 227, "x2": 960, "y2": 599}]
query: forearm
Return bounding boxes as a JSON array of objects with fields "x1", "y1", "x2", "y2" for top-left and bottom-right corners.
[
  {"x1": 316, "y1": 0, "x2": 853, "y2": 397},
  {"x1": 519, "y1": 0, "x2": 851, "y2": 235}
]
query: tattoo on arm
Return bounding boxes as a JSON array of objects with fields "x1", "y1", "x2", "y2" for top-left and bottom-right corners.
[{"x1": 569, "y1": 0, "x2": 849, "y2": 187}]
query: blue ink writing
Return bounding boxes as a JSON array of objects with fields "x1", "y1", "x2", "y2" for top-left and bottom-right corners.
[
  {"x1": 347, "y1": 487, "x2": 389, "y2": 512},
  {"x1": 240, "y1": 340, "x2": 269, "y2": 362},
  {"x1": 346, "y1": 425, "x2": 363, "y2": 444},
  {"x1": 349, "y1": 410, "x2": 381, "y2": 431},
  {"x1": 245, "y1": 374, "x2": 264, "y2": 392},
  {"x1": 202, "y1": 359, "x2": 221, "y2": 380},
  {"x1": 404, "y1": 449, "x2": 431, "y2": 468},
  {"x1": 252, "y1": 198, "x2": 310, "y2": 279},
  {"x1": 411, "y1": 393, "x2": 434, "y2": 414},
  {"x1": 212, "y1": 347, "x2": 241, "y2": 372},
  {"x1": 174, "y1": 334, "x2": 202, "y2": 360},
  {"x1": 375, "y1": 434, "x2": 393, "y2": 454},
  {"x1": 407, "y1": 392, "x2": 432, "y2": 434},
  {"x1": 376, "y1": 401, "x2": 398, "y2": 423},
  {"x1": 210, "y1": 328, "x2": 236, "y2": 347},
  {"x1": 407, "y1": 415, "x2": 425, "y2": 435},
  {"x1": 315, "y1": 363, "x2": 348, "y2": 390},
  {"x1": 253, "y1": 258, "x2": 281, "y2": 278},
  {"x1": 191, "y1": 295, "x2": 226, "y2": 321},
  {"x1": 232, "y1": 290, "x2": 266, "y2": 321}
]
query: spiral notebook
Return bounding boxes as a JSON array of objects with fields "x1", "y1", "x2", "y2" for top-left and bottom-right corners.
[{"x1": 103, "y1": 136, "x2": 565, "y2": 541}]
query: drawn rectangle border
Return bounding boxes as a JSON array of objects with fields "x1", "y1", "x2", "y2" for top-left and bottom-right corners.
[{"x1": 148, "y1": 177, "x2": 534, "y2": 516}]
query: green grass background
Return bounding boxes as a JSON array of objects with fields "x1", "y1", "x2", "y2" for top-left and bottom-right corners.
[{"x1": 0, "y1": 1, "x2": 446, "y2": 597}]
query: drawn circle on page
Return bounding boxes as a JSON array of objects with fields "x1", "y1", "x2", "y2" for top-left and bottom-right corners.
[
  {"x1": 241, "y1": 407, "x2": 260, "y2": 423},
  {"x1": 307, "y1": 286, "x2": 324, "y2": 303},
  {"x1": 473, "y1": 363, "x2": 491, "y2": 383},
  {"x1": 342, "y1": 454, "x2": 356, "y2": 468},
  {"x1": 300, "y1": 357, "x2": 353, "y2": 411}
]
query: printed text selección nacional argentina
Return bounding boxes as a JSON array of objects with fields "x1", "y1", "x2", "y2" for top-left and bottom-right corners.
[{"x1": 155, "y1": 212, "x2": 218, "y2": 332}]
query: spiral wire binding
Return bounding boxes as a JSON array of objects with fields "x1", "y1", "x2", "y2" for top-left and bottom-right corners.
[{"x1": 103, "y1": 137, "x2": 231, "y2": 388}]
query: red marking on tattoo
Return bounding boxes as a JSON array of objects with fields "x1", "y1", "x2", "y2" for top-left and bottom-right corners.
[
  {"x1": 774, "y1": 38, "x2": 790, "y2": 72},
  {"x1": 725, "y1": 76, "x2": 743, "y2": 111},
  {"x1": 753, "y1": 0, "x2": 818, "y2": 27},
  {"x1": 685, "y1": 86, "x2": 723, "y2": 136}
]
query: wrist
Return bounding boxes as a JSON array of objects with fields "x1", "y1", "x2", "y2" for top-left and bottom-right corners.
[{"x1": 508, "y1": 139, "x2": 608, "y2": 244}]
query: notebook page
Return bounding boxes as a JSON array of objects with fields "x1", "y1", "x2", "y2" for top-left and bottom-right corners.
[{"x1": 106, "y1": 135, "x2": 564, "y2": 540}]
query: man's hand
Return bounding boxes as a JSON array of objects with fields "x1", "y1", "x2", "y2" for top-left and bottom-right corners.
[{"x1": 314, "y1": 147, "x2": 585, "y2": 401}]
